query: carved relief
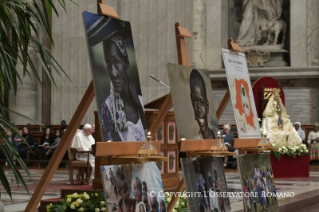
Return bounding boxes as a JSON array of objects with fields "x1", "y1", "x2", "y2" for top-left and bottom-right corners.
[
  {"x1": 245, "y1": 49, "x2": 270, "y2": 68},
  {"x1": 157, "y1": 124, "x2": 163, "y2": 140},
  {"x1": 169, "y1": 125, "x2": 174, "y2": 140},
  {"x1": 169, "y1": 154, "x2": 175, "y2": 169}
]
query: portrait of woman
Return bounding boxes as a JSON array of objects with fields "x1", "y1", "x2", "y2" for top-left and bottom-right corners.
[{"x1": 83, "y1": 11, "x2": 147, "y2": 142}]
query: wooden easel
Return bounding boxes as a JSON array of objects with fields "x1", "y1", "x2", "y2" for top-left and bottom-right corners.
[
  {"x1": 25, "y1": 2, "x2": 167, "y2": 211},
  {"x1": 165, "y1": 36, "x2": 277, "y2": 211},
  {"x1": 163, "y1": 25, "x2": 237, "y2": 212}
]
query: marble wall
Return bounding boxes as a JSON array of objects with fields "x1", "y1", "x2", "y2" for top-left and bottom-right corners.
[
  {"x1": 50, "y1": 0, "x2": 193, "y2": 124},
  {"x1": 9, "y1": 1, "x2": 319, "y2": 125},
  {"x1": 51, "y1": 0, "x2": 97, "y2": 125},
  {"x1": 213, "y1": 88, "x2": 313, "y2": 126},
  {"x1": 307, "y1": 0, "x2": 319, "y2": 66},
  {"x1": 8, "y1": 23, "x2": 42, "y2": 124}
]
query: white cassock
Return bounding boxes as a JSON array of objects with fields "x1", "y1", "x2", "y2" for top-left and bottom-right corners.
[{"x1": 71, "y1": 130, "x2": 95, "y2": 182}]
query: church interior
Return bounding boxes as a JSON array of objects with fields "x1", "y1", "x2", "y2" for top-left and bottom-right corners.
[{"x1": 1, "y1": 0, "x2": 319, "y2": 212}]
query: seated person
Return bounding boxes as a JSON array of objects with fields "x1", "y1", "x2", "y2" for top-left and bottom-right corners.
[
  {"x1": 18, "y1": 126, "x2": 35, "y2": 160},
  {"x1": 60, "y1": 120, "x2": 67, "y2": 133},
  {"x1": 222, "y1": 124, "x2": 236, "y2": 168},
  {"x1": 12, "y1": 129, "x2": 23, "y2": 150},
  {"x1": 294, "y1": 122, "x2": 306, "y2": 144},
  {"x1": 308, "y1": 123, "x2": 319, "y2": 165},
  {"x1": 71, "y1": 124, "x2": 95, "y2": 182},
  {"x1": 26, "y1": 123, "x2": 35, "y2": 132},
  {"x1": 47, "y1": 129, "x2": 62, "y2": 158},
  {"x1": 38, "y1": 127, "x2": 53, "y2": 167}
]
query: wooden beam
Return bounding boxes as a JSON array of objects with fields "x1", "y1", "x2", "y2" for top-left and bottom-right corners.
[
  {"x1": 148, "y1": 93, "x2": 173, "y2": 137},
  {"x1": 167, "y1": 22, "x2": 192, "y2": 212},
  {"x1": 216, "y1": 89, "x2": 230, "y2": 121},
  {"x1": 97, "y1": 2, "x2": 119, "y2": 19},
  {"x1": 177, "y1": 26, "x2": 192, "y2": 38},
  {"x1": 180, "y1": 139, "x2": 222, "y2": 152},
  {"x1": 167, "y1": 178, "x2": 185, "y2": 212},
  {"x1": 232, "y1": 138, "x2": 261, "y2": 148},
  {"x1": 93, "y1": 141, "x2": 162, "y2": 157},
  {"x1": 175, "y1": 22, "x2": 191, "y2": 67},
  {"x1": 25, "y1": 81, "x2": 95, "y2": 212},
  {"x1": 227, "y1": 38, "x2": 242, "y2": 52}
]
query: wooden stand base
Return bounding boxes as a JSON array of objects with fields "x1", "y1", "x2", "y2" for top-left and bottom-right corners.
[
  {"x1": 191, "y1": 151, "x2": 236, "y2": 157},
  {"x1": 243, "y1": 147, "x2": 279, "y2": 153},
  {"x1": 111, "y1": 156, "x2": 168, "y2": 164}
]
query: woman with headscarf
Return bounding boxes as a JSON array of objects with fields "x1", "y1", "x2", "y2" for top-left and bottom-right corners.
[
  {"x1": 190, "y1": 69, "x2": 216, "y2": 139},
  {"x1": 262, "y1": 89, "x2": 301, "y2": 146},
  {"x1": 294, "y1": 122, "x2": 305, "y2": 143},
  {"x1": 307, "y1": 123, "x2": 319, "y2": 165},
  {"x1": 100, "y1": 34, "x2": 147, "y2": 142}
]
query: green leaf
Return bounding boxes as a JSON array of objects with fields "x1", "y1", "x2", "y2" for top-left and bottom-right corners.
[{"x1": 0, "y1": 165, "x2": 11, "y2": 199}]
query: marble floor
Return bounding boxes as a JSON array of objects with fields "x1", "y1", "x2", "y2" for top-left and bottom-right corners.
[
  {"x1": 1, "y1": 167, "x2": 319, "y2": 212},
  {"x1": 0, "y1": 168, "x2": 69, "y2": 212}
]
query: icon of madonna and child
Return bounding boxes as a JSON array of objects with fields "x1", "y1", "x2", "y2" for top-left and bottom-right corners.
[
  {"x1": 83, "y1": 11, "x2": 147, "y2": 142},
  {"x1": 261, "y1": 88, "x2": 301, "y2": 146}
]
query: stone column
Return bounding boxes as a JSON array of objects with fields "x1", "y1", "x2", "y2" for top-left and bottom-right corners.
[
  {"x1": 8, "y1": 23, "x2": 41, "y2": 125},
  {"x1": 290, "y1": 0, "x2": 307, "y2": 66}
]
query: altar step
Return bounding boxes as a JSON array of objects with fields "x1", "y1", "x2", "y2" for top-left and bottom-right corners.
[{"x1": 38, "y1": 185, "x2": 101, "y2": 212}]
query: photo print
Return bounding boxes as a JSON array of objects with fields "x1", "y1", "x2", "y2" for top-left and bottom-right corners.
[
  {"x1": 237, "y1": 154, "x2": 278, "y2": 212},
  {"x1": 167, "y1": 63, "x2": 218, "y2": 140},
  {"x1": 181, "y1": 157, "x2": 231, "y2": 212},
  {"x1": 101, "y1": 162, "x2": 166, "y2": 212},
  {"x1": 83, "y1": 11, "x2": 147, "y2": 142},
  {"x1": 222, "y1": 49, "x2": 261, "y2": 138}
]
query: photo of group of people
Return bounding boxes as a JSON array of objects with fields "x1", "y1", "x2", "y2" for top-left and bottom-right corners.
[
  {"x1": 181, "y1": 157, "x2": 231, "y2": 212},
  {"x1": 238, "y1": 154, "x2": 278, "y2": 212},
  {"x1": 101, "y1": 163, "x2": 166, "y2": 212}
]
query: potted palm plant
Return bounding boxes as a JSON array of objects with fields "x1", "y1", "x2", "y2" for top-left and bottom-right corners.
[{"x1": 0, "y1": 0, "x2": 71, "y2": 207}]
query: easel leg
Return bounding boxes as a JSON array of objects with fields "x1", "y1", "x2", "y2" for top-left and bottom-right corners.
[
  {"x1": 216, "y1": 89, "x2": 230, "y2": 121},
  {"x1": 25, "y1": 81, "x2": 95, "y2": 212},
  {"x1": 165, "y1": 23, "x2": 191, "y2": 212},
  {"x1": 167, "y1": 178, "x2": 185, "y2": 212},
  {"x1": 149, "y1": 93, "x2": 173, "y2": 136}
]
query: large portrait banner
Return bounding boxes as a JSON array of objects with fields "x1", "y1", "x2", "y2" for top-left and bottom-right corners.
[
  {"x1": 222, "y1": 49, "x2": 261, "y2": 138},
  {"x1": 167, "y1": 63, "x2": 218, "y2": 140},
  {"x1": 83, "y1": 11, "x2": 147, "y2": 142}
]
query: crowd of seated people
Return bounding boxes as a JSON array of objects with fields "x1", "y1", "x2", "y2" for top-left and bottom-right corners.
[{"x1": 0, "y1": 120, "x2": 70, "y2": 167}]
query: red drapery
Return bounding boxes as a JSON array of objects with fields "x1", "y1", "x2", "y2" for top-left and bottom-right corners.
[{"x1": 270, "y1": 153, "x2": 309, "y2": 178}]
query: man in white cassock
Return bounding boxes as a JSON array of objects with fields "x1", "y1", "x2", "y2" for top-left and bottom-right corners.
[{"x1": 71, "y1": 124, "x2": 95, "y2": 183}]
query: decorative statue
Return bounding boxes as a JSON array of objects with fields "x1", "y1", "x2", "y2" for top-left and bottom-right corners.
[
  {"x1": 262, "y1": 89, "x2": 301, "y2": 146},
  {"x1": 235, "y1": 0, "x2": 284, "y2": 47},
  {"x1": 257, "y1": 18, "x2": 287, "y2": 46}
]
